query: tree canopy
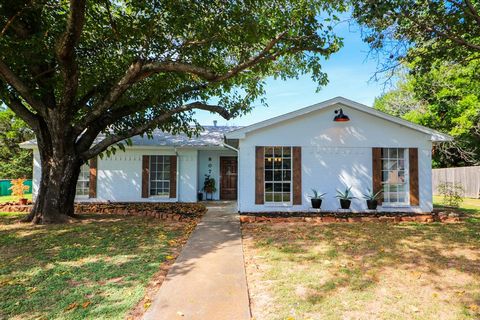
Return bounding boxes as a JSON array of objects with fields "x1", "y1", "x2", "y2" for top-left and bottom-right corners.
[
  {"x1": 0, "y1": 0, "x2": 347, "y2": 223},
  {"x1": 0, "y1": 0, "x2": 346, "y2": 159},
  {"x1": 352, "y1": 0, "x2": 480, "y2": 77},
  {"x1": 0, "y1": 105, "x2": 33, "y2": 178},
  {"x1": 374, "y1": 60, "x2": 480, "y2": 167}
]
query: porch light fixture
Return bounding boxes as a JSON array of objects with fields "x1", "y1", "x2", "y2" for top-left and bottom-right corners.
[{"x1": 333, "y1": 108, "x2": 350, "y2": 122}]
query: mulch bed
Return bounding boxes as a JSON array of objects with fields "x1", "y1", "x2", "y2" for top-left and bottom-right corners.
[
  {"x1": 0, "y1": 202, "x2": 207, "y2": 222},
  {"x1": 0, "y1": 201, "x2": 33, "y2": 212},
  {"x1": 240, "y1": 208, "x2": 463, "y2": 224}
]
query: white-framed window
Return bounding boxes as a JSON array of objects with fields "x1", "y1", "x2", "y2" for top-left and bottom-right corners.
[
  {"x1": 76, "y1": 163, "x2": 90, "y2": 197},
  {"x1": 381, "y1": 148, "x2": 409, "y2": 205},
  {"x1": 150, "y1": 155, "x2": 170, "y2": 197},
  {"x1": 264, "y1": 146, "x2": 292, "y2": 203}
]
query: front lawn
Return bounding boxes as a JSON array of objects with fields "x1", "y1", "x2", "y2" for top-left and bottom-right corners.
[
  {"x1": 243, "y1": 201, "x2": 480, "y2": 319},
  {"x1": 0, "y1": 212, "x2": 196, "y2": 320},
  {"x1": 0, "y1": 194, "x2": 32, "y2": 203},
  {"x1": 434, "y1": 196, "x2": 480, "y2": 216}
]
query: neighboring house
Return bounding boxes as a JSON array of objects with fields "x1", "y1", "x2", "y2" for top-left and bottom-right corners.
[{"x1": 20, "y1": 97, "x2": 451, "y2": 213}]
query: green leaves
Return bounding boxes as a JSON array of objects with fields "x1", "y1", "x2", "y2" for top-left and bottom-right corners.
[{"x1": 373, "y1": 60, "x2": 480, "y2": 167}]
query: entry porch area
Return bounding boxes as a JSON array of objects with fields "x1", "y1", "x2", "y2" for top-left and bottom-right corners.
[{"x1": 197, "y1": 149, "x2": 238, "y2": 201}]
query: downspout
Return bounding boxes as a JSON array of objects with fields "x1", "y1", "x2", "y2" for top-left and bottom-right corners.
[
  {"x1": 222, "y1": 142, "x2": 240, "y2": 212},
  {"x1": 174, "y1": 147, "x2": 179, "y2": 203}
]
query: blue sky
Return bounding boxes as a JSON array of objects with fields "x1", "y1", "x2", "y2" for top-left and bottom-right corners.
[{"x1": 195, "y1": 20, "x2": 386, "y2": 127}]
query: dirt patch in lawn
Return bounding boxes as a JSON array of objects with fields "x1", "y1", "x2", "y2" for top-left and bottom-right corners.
[{"x1": 242, "y1": 218, "x2": 480, "y2": 320}]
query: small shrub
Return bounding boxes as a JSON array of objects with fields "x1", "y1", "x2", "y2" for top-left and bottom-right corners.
[
  {"x1": 437, "y1": 181, "x2": 464, "y2": 208},
  {"x1": 9, "y1": 178, "x2": 30, "y2": 199}
]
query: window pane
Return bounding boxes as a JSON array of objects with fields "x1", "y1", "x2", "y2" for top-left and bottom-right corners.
[
  {"x1": 265, "y1": 193, "x2": 273, "y2": 202},
  {"x1": 265, "y1": 147, "x2": 274, "y2": 158},
  {"x1": 274, "y1": 147, "x2": 282, "y2": 158},
  {"x1": 388, "y1": 148, "x2": 397, "y2": 158},
  {"x1": 274, "y1": 183, "x2": 282, "y2": 192},
  {"x1": 398, "y1": 148, "x2": 405, "y2": 159},
  {"x1": 382, "y1": 171, "x2": 389, "y2": 182},
  {"x1": 282, "y1": 159, "x2": 291, "y2": 169},
  {"x1": 274, "y1": 170, "x2": 282, "y2": 181},
  {"x1": 265, "y1": 170, "x2": 273, "y2": 181},
  {"x1": 283, "y1": 170, "x2": 291, "y2": 181},
  {"x1": 282, "y1": 183, "x2": 291, "y2": 192},
  {"x1": 389, "y1": 193, "x2": 398, "y2": 202},
  {"x1": 265, "y1": 183, "x2": 273, "y2": 192},
  {"x1": 265, "y1": 157, "x2": 273, "y2": 169},
  {"x1": 283, "y1": 147, "x2": 291, "y2": 157},
  {"x1": 283, "y1": 193, "x2": 291, "y2": 202}
]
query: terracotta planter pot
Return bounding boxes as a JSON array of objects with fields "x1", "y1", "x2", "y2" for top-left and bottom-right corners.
[
  {"x1": 19, "y1": 198, "x2": 28, "y2": 205},
  {"x1": 311, "y1": 199, "x2": 322, "y2": 209},
  {"x1": 339, "y1": 199, "x2": 351, "y2": 209}
]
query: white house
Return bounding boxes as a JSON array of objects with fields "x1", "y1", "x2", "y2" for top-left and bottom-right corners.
[{"x1": 21, "y1": 97, "x2": 451, "y2": 213}]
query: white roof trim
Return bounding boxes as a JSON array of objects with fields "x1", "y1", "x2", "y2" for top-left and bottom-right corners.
[{"x1": 225, "y1": 96, "x2": 452, "y2": 142}]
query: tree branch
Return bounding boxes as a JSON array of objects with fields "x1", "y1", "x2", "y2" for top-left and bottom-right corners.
[
  {"x1": 464, "y1": 0, "x2": 480, "y2": 26},
  {"x1": 76, "y1": 31, "x2": 289, "y2": 132},
  {"x1": 80, "y1": 102, "x2": 232, "y2": 159},
  {"x1": 0, "y1": 59, "x2": 47, "y2": 115},
  {"x1": 56, "y1": 0, "x2": 87, "y2": 109},
  {"x1": 3, "y1": 91, "x2": 39, "y2": 129}
]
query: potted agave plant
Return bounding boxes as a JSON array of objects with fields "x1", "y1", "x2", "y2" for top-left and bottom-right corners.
[
  {"x1": 309, "y1": 189, "x2": 326, "y2": 209},
  {"x1": 335, "y1": 186, "x2": 355, "y2": 209},
  {"x1": 362, "y1": 188, "x2": 382, "y2": 210}
]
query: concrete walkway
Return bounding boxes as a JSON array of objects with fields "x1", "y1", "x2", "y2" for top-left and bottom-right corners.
[{"x1": 142, "y1": 202, "x2": 251, "y2": 320}]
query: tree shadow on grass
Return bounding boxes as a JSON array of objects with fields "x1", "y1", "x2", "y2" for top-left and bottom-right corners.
[
  {"x1": 0, "y1": 213, "x2": 191, "y2": 320},
  {"x1": 245, "y1": 219, "x2": 480, "y2": 317}
]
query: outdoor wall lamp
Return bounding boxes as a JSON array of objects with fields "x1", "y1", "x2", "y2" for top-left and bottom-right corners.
[{"x1": 333, "y1": 108, "x2": 350, "y2": 122}]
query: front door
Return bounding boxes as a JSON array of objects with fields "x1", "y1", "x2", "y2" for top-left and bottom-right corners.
[{"x1": 220, "y1": 157, "x2": 238, "y2": 200}]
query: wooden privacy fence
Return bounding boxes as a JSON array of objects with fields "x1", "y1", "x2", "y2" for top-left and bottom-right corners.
[{"x1": 432, "y1": 166, "x2": 480, "y2": 198}]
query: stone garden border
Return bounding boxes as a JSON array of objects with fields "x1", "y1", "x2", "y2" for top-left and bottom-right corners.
[
  {"x1": 0, "y1": 202, "x2": 207, "y2": 222},
  {"x1": 239, "y1": 209, "x2": 462, "y2": 224}
]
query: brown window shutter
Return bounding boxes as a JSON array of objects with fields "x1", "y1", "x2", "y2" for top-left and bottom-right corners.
[
  {"x1": 372, "y1": 148, "x2": 383, "y2": 205},
  {"x1": 409, "y1": 148, "x2": 420, "y2": 206},
  {"x1": 169, "y1": 155, "x2": 177, "y2": 198},
  {"x1": 142, "y1": 155, "x2": 150, "y2": 198},
  {"x1": 89, "y1": 157, "x2": 97, "y2": 198},
  {"x1": 292, "y1": 146, "x2": 302, "y2": 205},
  {"x1": 255, "y1": 146, "x2": 264, "y2": 204}
]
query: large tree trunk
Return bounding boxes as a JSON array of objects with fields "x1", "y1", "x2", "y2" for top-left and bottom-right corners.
[{"x1": 24, "y1": 122, "x2": 83, "y2": 224}]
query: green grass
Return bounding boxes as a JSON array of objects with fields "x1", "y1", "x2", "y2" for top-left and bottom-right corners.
[
  {"x1": 433, "y1": 196, "x2": 480, "y2": 217},
  {"x1": 0, "y1": 194, "x2": 32, "y2": 203},
  {"x1": 0, "y1": 212, "x2": 194, "y2": 320},
  {"x1": 243, "y1": 200, "x2": 480, "y2": 320}
]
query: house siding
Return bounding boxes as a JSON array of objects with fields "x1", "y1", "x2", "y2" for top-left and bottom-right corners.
[
  {"x1": 237, "y1": 104, "x2": 433, "y2": 213},
  {"x1": 32, "y1": 148, "x2": 200, "y2": 203}
]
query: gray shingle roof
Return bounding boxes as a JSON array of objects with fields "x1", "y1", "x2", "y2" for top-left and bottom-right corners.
[{"x1": 20, "y1": 126, "x2": 242, "y2": 148}]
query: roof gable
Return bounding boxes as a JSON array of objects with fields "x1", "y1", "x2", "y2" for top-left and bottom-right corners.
[{"x1": 225, "y1": 97, "x2": 452, "y2": 142}]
